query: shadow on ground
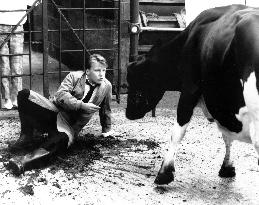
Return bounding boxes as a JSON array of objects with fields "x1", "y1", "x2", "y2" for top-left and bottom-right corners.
[{"x1": 0, "y1": 133, "x2": 159, "y2": 177}]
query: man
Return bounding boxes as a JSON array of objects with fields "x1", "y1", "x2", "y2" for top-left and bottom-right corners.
[
  {"x1": 6, "y1": 54, "x2": 113, "y2": 176},
  {"x1": 0, "y1": 0, "x2": 40, "y2": 109}
]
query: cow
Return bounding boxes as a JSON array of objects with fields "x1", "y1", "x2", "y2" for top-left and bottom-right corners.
[{"x1": 126, "y1": 4, "x2": 259, "y2": 185}]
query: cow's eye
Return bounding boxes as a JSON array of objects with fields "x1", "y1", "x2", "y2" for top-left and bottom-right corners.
[{"x1": 135, "y1": 90, "x2": 143, "y2": 98}]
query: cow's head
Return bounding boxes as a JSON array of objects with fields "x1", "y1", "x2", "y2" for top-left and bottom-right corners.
[{"x1": 126, "y1": 55, "x2": 165, "y2": 120}]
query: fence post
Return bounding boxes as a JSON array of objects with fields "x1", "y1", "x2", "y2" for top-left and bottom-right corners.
[
  {"x1": 42, "y1": 0, "x2": 50, "y2": 98},
  {"x1": 129, "y1": 0, "x2": 139, "y2": 62}
]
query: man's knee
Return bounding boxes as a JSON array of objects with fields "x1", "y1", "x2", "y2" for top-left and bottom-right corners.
[
  {"x1": 17, "y1": 89, "x2": 31, "y2": 114},
  {"x1": 17, "y1": 89, "x2": 30, "y2": 104}
]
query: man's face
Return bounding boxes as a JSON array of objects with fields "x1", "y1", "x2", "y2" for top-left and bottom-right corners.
[{"x1": 86, "y1": 60, "x2": 107, "y2": 84}]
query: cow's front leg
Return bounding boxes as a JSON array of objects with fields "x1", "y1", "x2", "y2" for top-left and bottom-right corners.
[
  {"x1": 154, "y1": 89, "x2": 200, "y2": 185},
  {"x1": 218, "y1": 134, "x2": 236, "y2": 177},
  {"x1": 154, "y1": 122, "x2": 189, "y2": 185}
]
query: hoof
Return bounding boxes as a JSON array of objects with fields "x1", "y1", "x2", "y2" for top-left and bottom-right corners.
[
  {"x1": 154, "y1": 171, "x2": 174, "y2": 185},
  {"x1": 218, "y1": 166, "x2": 236, "y2": 178}
]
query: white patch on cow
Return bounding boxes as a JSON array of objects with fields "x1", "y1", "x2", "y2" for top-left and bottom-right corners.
[
  {"x1": 235, "y1": 106, "x2": 252, "y2": 139},
  {"x1": 243, "y1": 71, "x2": 259, "y2": 150},
  {"x1": 243, "y1": 72, "x2": 259, "y2": 120},
  {"x1": 216, "y1": 72, "x2": 259, "y2": 151},
  {"x1": 171, "y1": 122, "x2": 189, "y2": 144},
  {"x1": 216, "y1": 111, "x2": 252, "y2": 144},
  {"x1": 162, "y1": 122, "x2": 189, "y2": 168}
]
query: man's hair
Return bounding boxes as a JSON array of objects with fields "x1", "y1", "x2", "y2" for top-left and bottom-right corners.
[{"x1": 86, "y1": 54, "x2": 108, "y2": 70}]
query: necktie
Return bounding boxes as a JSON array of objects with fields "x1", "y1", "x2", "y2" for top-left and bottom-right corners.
[{"x1": 83, "y1": 81, "x2": 96, "y2": 103}]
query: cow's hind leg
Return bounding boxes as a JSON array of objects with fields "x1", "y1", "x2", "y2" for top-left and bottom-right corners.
[{"x1": 218, "y1": 134, "x2": 236, "y2": 177}]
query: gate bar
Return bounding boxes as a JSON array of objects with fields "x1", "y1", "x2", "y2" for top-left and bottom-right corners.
[
  {"x1": 59, "y1": 12, "x2": 62, "y2": 84},
  {"x1": 117, "y1": 0, "x2": 121, "y2": 103},
  {"x1": 42, "y1": 0, "x2": 49, "y2": 98},
  {"x1": 83, "y1": 0, "x2": 86, "y2": 71},
  {"x1": 28, "y1": 12, "x2": 32, "y2": 89},
  {"x1": 130, "y1": 0, "x2": 139, "y2": 62}
]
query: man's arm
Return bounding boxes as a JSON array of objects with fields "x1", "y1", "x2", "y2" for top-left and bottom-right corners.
[
  {"x1": 53, "y1": 72, "x2": 83, "y2": 111},
  {"x1": 99, "y1": 84, "x2": 112, "y2": 133}
]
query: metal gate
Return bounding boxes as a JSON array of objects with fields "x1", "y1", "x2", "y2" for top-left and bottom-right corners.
[{"x1": 0, "y1": 0, "x2": 121, "y2": 110}]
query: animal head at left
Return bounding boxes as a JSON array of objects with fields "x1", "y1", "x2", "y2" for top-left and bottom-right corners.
[{"x1": 126, "y1": 56, "x2": 165, "y2": 120}]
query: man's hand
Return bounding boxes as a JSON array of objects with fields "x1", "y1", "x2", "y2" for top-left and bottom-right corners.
[{"x1": 80, "y1": 102, "x2": 100, "y2": 113}]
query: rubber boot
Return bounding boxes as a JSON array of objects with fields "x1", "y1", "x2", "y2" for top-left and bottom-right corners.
[
  {"x1": 7, "y1": 132, "x2": 69, "y2": 176},
  {"x1": 8, "y1": 133, "x2": 34, "y2": 152},
  {"x1": 7, "y1": 148, "x2": 50, "y2": 176}
]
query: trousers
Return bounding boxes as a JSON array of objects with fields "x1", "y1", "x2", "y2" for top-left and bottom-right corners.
[
  {"x1": 17, "y1": 89, "x2": 69, "y2": 153},
  {"x1": 0, "y1": 25, "x2": 24, "y2": 106}
]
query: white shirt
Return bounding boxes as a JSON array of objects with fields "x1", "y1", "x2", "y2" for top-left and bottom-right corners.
[{"x1": 0, "y1": 0, "x2": 37, "y2": 25}]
